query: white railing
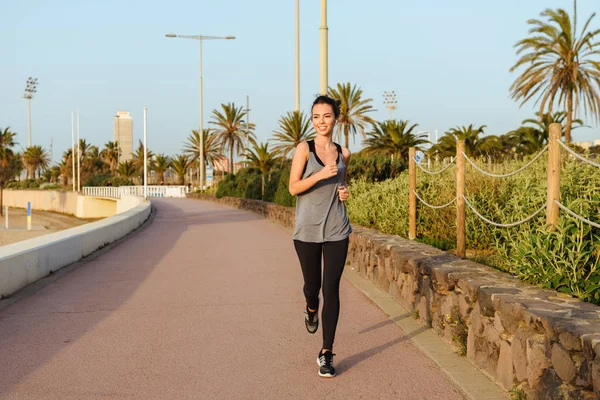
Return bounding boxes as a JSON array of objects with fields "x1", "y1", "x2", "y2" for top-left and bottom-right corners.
[
  {"x1": 82, "y1": 186, "x2": 188, "y2": 199},
  {"x1": 82, "y1": 186, "x2": 121, "y2": 198}
]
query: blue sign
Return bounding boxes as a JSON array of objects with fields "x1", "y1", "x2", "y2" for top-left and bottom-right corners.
[{"x1": 415, "y1": 151, "x2": 424, "y2": 163}]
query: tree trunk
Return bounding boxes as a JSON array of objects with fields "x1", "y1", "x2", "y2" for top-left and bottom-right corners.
[
  {"x1": 565, "y1": 89, "x2": 573, "y2": 143},
  {"x1": 344, "y1": 131, "x2": 349, "y2": 149},
  {"x1": 230, "y1": 146, "x2": 234, "y2": 174},
  {"x1": 261, "y1": 175, "x2": 265, "y2": 199}
]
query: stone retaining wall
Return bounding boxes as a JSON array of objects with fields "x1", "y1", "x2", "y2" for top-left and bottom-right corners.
[{"x1": 188, "y1": 193, "x2": 600, "y2": 399}]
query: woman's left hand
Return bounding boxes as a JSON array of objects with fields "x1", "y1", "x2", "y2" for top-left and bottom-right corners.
[{"x1": 338, "y1": 185, "x2": 350, "y2": 202}]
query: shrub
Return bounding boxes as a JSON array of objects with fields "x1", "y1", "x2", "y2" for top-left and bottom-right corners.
[
  {"x1": 347, "y1": 153, "x2": 407, "y2": 182},
  {"x1": 84, "y1": 174, "x2": 133, "y2": 187},
  {"x1": 273, "y1": 165, "x2": 296, "y2": 207}
]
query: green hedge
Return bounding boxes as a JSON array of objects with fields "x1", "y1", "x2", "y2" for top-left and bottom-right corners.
[
  {"x1": 84, "y1": 174, "x2": 134, "y2": 187},
  {"x1": 347, "y1": 153, "x2": 407, "y2": 182}
]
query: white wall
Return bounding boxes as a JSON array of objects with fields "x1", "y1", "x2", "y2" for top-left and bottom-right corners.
[{"x1": 0, "y1": 196, "x2": 151, "y2": 298}]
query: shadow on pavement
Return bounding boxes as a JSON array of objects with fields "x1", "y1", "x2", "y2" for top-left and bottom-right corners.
[
  {"x1": 0, "y1": 199, "x2": 258, "y2": 395},
  {"x1": 336, "y1": 325, "x2": 430, "y2": 375}
]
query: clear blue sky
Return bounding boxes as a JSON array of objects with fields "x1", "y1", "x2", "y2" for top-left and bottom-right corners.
[{"x1": 2, "y1": 0, "x2": 599, "y2": 164}]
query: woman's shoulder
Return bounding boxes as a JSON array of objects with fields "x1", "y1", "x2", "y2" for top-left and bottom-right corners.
[
  {"x1": 297, "y1": 141, "x2": 310, "y2": 152},
  {"x1": 334, "y1": 142, "x2": 351, "y2": 158}
]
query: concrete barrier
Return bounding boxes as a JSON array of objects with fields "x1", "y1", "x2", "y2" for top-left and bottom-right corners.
[
  {"x1": 2, "y1": 190, "x2": 78, "y2": 215},
  {"x1": 0, "y1": 196, "x2": 151, "y2": 298},
  {"x1": 2, "y1": 189, "x2": 121, "y2": 219}
]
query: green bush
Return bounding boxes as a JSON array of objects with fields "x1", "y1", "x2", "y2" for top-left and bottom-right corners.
[
  {"x1": 215, "y1": 166, "x2": 295, "y2": 205},
  {"x1": 347, "y1": 155, "x2": 600, "y2": 304},
  {"x1": 84, "y1": 174, "x2": 133, "y2": 187},
  {"x1": 274, "y1": 165, "x2": 296, "y2": 207},
  {"x1": 347, "y1": 153, "x2": 407, "y2": 182},
  {"x1": 263, "y1": 169, "x2": 282, "y2": 203},
  {"x1": 215, "y1": 168, "x2": 262, "y2": 200}
]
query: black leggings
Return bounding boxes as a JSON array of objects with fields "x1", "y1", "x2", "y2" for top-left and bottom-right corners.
[{"x1": 293, "y1": 238, "x2": 349, "y2": 350}]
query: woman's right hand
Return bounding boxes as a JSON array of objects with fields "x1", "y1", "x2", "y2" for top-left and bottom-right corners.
[{"x1": 318, "y1": 163, "x2": 338, "y2": 180}]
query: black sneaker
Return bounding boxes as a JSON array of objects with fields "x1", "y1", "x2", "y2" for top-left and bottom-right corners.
[
  {"x1": 305, "y1": 307, "x2": 319, "y2": 334},
  {"x1": 317, "y1": 350, "x2": 336, "y2": 378}
]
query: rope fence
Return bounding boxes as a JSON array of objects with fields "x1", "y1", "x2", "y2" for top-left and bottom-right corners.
[
  {"x1": 462, "y1": 195, "x2": 546, "y2": 228},
  {"x1": 408, "y1": 122, "x2": 600, "y2": 257},
  {"x1": 556, "y1": 140, "x2": 600, "y2": 168},
  {"x1": 462, "y1": 144, "x2": 549, "y2": 178},
  {"x1": 412, "y1": 157, "x2": 455, "y2": 175},
  {"x1": 554, "y1": 200, "x2": 600, "y2": 229},
  {"x1": 413, "y1": 190, "x2": 456, "y2": 209}
]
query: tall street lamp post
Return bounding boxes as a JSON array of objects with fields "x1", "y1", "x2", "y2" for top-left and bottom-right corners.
[
  {"x1": 320, "y1": 0, "x2": 328, "y2": 95},
  {"x1": 23, "y1": 77, "x2": 38, "y2": 147},
  {"x1": 165, "y1": 33, "x2": 235, "y2": 191}
]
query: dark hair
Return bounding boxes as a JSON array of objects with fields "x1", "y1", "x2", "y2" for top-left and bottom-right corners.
[{"x1": 311, "y1": 95, "x2": 341, "y2": 119}]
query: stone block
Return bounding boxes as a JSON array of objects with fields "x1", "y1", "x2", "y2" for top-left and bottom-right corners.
[
  {"x1": 458, "y1": 293, "x2": 472, "y2": 320},
  {"x1": 592, "y1": 359, "x2": 600, "y2": 398},
  {"x1": 496, "y1": 340, "x2": 514, "y2": 390},
  {"x1": 417, "y1": 294, "x2": 431, "y2": 325},
  {"x1": 575, "y1": 358, "x2": 592, "y2": 389},
  {"x1": 512, "y1": 328, "x2": 530, "y2": 382},
  {"x1": 537, "y1": 368, "x2": 565, "y2": 399},
  {"x1": 526, "y1": 334, "x2": 551, "y2": 385},
  {"x1": 478, "y1": 286, "x2": 521, "y2": 318},
  {"x1": 551, "y1": 343, "x2": 576, "y2": 383}
]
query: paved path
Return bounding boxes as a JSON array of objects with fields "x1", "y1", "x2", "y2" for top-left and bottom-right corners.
[{"x1": 0, "y1": 199, "x2": 467, "y2": 399}]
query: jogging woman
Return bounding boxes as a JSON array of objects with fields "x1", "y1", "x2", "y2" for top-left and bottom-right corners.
[{"x1": 288, "y1": 95, "x2": 352, "y2": 378}]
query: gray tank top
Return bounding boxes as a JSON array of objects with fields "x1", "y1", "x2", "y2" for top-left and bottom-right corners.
[{"x1": 292, "y1": 140, "x2": 352, "y2": 243}]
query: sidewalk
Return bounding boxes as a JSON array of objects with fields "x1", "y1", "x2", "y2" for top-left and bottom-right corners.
[{"x1": 0, "y1": 198, "x2": 468, "y2": 399}]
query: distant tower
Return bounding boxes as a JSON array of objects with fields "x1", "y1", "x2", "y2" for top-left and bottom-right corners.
[
  {"x1": 383, "y1": 91, "x2": 397, "y2": 121},
  {"x1": 114, "y1": 111, "x2": 133, "y2": 162}
]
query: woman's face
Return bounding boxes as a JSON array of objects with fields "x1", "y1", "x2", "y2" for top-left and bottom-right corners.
[{"x1": 311, "y1": 103, "x2": 336, "y2": 137}]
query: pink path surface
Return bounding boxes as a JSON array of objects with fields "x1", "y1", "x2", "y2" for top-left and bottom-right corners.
[{"x1": 0, "y1": 199, "x2": 466, "y2": 399}]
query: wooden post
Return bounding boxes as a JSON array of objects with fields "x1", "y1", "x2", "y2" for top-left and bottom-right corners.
[
  {"x1": 409, "y1": 147, "x2": 417, "y2": 240},
  {"x1": 456, "y1": 140, "x2": 466, "y2": 258},
  {"x1": 546, "y1": 123, "x2": 561, "y2": 230}
]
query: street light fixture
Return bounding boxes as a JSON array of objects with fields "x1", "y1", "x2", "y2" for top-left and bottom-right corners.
[
  {"x1": 383, "y1": 91, "x2": 397, "y2": 121},
  {"x1": 23, "y1": 77, "x2": 38, "y2": 147},
  {"x1": 165, "y1": 33, "x2": 235, "y2": 190}
]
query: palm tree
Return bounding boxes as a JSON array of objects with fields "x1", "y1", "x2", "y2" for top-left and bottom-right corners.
[
  {"x1": 101, "y1": 141, "x2": 120, "y2": 173},
  {"x1": 0, "y1": 127, "x2": 17, "y2": 159},
  {"x1": 22, "y1": 145, "x2": 50, "y2": 178},
  {"x1": 243, "y1": 139, "x2": 279, "y2": 198},
  {"x1": 477, "y1": 134, "x2": 517, "y2": 162},
  {"x1": 0, "y1": 127, "x2": 18, "y2": 216},
  {"x1": 77, "y1": 139, "x2": 92, "y2": 161},
  {"x1": 170, "y1": 154, "x2": 191, "y2": 185},
  {"x1": 117, "y1": 160, "x2": 136, "y2": 178},
  {"x1": 510, "y1": 1, "x2": 600, "y2": 143},
  {"x1": 272, "y1": 111, "x2": 315, "y2": 159},
  {"x1": 83, "y1": 146, "x2": 107, "y2": 180},
  {"x1": 49, "y1": 165, "x2": 61, "y2": 183},
  {"x1": 59, "y1": 149, "x2": 74, "y2": 186},
  {"x1": 153, "y1": 154, "x2": 171, "y2": 184},
  {"x1": 506, "y1": 112, "x2": 584, "y2": 156},
  {"x1": 182, "y1": 129, "x2": 224, "y2": 180},
  {"x1": 430, "y1": 125, "x2": 489, "y2": 158},
  {"x1": 328, "y1": 82, "x2": 376, "y2": 148},
  {"x1": 210, "y1": 103, "x2": 255, "y2": 174},
  {"x1": 363, "y1": 120, "x2": 429, "y2": 162},
  {"x1": 132, "y1": 140, "x2": 155, "y2": 184}
]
